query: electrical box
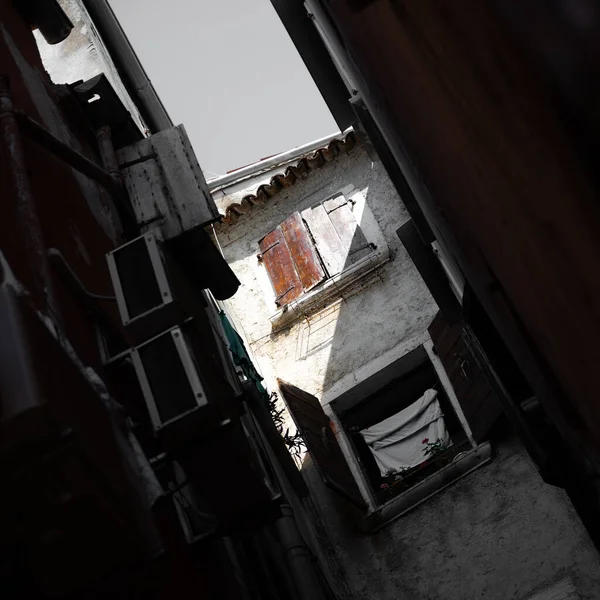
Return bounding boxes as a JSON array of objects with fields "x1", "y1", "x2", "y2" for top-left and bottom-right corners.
[{"x1": 116, "y1": 125, "x2": 220, "y2": 238}]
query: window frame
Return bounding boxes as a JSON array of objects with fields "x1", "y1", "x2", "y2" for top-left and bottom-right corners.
[
  {"x1": 317, "y1": 336, "x2": 494, "y2": 532},
  {"x1": 258, "y1": 186, "x2": 390, "y2": 328}
]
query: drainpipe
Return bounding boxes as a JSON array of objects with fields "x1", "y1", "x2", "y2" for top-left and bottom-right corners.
[
  {"x1": 81, "y1": 0, "x2": 173, "y2": 133},
  {"x1": 275, "y1": 504, "x2": 327, "y2": 600},
  {"x1": 0, "y1": 77, "x2": 59, "y2": 320},
  {"x1": 96, "y1": 126, "x2": 123, "y2": 187}
]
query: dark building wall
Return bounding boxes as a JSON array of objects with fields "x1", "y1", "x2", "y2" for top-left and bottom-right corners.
[
  {"x1": 313, "y1": 0, "x2": 600, "y2": 473},
  {"x1": 1, "y1": 0, "x2": 124, "y2": 372}
]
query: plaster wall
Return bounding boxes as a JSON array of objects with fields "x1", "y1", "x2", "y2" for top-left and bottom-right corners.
[
  {"x1": 303, "y1": 435, "x2": 600, "y2": 600},
  {"x1": 214, "y1": 145, "x2": 438, "y2": 408}
]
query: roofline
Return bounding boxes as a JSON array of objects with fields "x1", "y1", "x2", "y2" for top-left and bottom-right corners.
[
  {"x1": 208, "y1": 128, "x2": 352, "y2": 192},
  {"x1": 82, "y1": 0, "x2": 173, "y2": 133}
]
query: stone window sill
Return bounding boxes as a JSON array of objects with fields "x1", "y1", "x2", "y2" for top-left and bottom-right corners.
[
  {"x1": 270, "y1": 244, "x2": 390, "y2": 331},
  {"x1": 358, "y1": 442, "x2": 492, "y2": 534}
]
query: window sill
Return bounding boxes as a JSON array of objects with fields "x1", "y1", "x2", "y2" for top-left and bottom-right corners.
[
  {"x1": 358, "y1": 442, "x2": 492, "y2": 534},
  {"x1": 270, "y1": 245, "x2": 390, "y2": 331}
]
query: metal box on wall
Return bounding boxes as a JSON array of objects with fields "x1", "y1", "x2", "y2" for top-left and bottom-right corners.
[
  {"x1": 106, "y1": 230, "x2": 183, "y2": 341},
  {"x1": 130, "y1": 326, "x2": 209, "y2": 431},
  {"x1": 116, "y1": 125, "x2": 220, "y2": 239}
]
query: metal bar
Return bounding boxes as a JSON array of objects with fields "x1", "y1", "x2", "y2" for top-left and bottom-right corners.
[
  {"x1": 119, "y1": 152, "x2": 157, "y2": 170},
  {"x1": 0, "y1": 77, "x2": 59, "y2": 318},
  {"x1": 15, "y1": 111, "x2": 140, "y2": 237},
  {"x1": 96, "y1": 125, "x2": 123, "y2": 186},
  {"x1": 14, "y1": 110, "x2": 124, "y2": 197}
]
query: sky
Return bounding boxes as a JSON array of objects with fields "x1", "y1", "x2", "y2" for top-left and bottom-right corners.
[{"x1": 110, "y1": 0, "x2": 339, "y2": 177}]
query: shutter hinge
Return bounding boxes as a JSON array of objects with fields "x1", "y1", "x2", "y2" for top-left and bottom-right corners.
[
  {"x1": 258, "y1": 240, "x2": 280, "y2": 262},
  {"x1": 275, "y1": 286, "x2": 295, "y2": 306}
]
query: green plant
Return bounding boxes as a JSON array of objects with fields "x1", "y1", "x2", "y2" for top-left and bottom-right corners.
[
  {"x1": 421, "y1": 437, "x2": 450, "y2": 458},
  {"x1": 267, "y1": 391, "x2": 306, "y2": 461}
]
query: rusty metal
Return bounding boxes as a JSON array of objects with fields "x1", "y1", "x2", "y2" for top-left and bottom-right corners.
[
  {"x1": 96, "y1": 125, "x2": 123, "y2": 187},
  {"x1": 14, "y1": 109, "x2": 124, "y2": 198},
  {"x1": 0, "y1": 76, "x2": 59, "y2": 317}
]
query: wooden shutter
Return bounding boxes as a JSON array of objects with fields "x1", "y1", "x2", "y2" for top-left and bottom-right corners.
[
  {"x1": 302, "y1": 195, "x2": 372, "y2": 276},
  {"x1": 278, "y1": 379, "x2": 366, "y2": 509},
  {"x1": 279, "y1": 213, "x2": 325, "y2": 292},
  {"x1": 302, "y1": 204, "x2": 348, "y2": 276},
  {"x1": 259, "y1": 214, "x2": 325, "y2": 307},
  {"x1": 428, "y1": 311, "x2": 503, "y2": 443}
]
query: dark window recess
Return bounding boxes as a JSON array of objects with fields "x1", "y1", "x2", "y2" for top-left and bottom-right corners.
[
  {"x1": 138, "y1": 333, "x2": 198, "y2": 423},
  {"x1": 259, "y1": 197, "x2": 372, "y2": 307},
  {"x1": 112, "y1": 238, "x2": 164, "y2": 320},
  {"x1": 342, "y1": 359, "x2": 464, "y2": 443},
  {"x1": 340, "y1": 354, "x2": 470, "y2": 502}
]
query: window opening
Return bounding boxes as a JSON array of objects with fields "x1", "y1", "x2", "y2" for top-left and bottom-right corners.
[{"x1": 342, "y1": 357, "x2": 469, "y2": 506}]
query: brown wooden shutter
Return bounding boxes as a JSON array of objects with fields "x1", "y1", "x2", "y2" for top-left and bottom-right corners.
[
  {"x1": 259, "y1": 213, "x2": 326, "y2": 307},
  {"x1": 278, "y1": 379, "x2": 366, "y2": 509},
  {"x1": 259, "y1": 227, "x2": 303, "y2": 306},
  {"x1": 279, "y1": 213, "x2": 325, "y2": 292},
  {"x1": 428, "y1": 311, "x2": 503, "y2": 443}
]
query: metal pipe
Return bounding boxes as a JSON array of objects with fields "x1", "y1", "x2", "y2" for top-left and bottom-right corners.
[
  {"x1": 15, "y1": 111, "x2": 140, "y2": 237},
  {"x1": 275, "y1": 504, "x2": 327, "y2": 600},
  {"x1": 15, "y1": 110, "x2": 124, "y2": 197},
  {"x1": 81, "y1": 0, "x2": 173, "y2": 133},
  {"x1": 0, "y1": 77, "x2": 59, "y2": 318},
  {"x1": 96, "y1": 126, "x2": 123, "y2": 187}
]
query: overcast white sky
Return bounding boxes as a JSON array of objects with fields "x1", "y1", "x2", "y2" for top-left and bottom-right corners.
[{"x1": 110, "y1": 0, "x2": 338, "y2": 177}]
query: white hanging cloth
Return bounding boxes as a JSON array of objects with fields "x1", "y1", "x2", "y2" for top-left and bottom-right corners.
[{"x1": 360, "y1": 389, "x2": 450, "y2": 475}]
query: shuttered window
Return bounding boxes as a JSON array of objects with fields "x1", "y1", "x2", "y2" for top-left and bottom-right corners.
[
  {"x1": 278, "y1": 379, "x2": 366, "y2": 509},
  {"x1": 428, "y1": 311, "x2": 503, "y2": 443},
  {"x1": 259, "y1": 195, "x2": 372, "y2": 307}
]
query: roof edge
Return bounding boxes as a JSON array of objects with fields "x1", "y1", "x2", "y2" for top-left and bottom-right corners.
[
  {"x1": 213, "y1": 130, "x2": 359, "y2": 227},
  {"x1": 208, "y1": 128, "x2": 352, "y2": 192}
]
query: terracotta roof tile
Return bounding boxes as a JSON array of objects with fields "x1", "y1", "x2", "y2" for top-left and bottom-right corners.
[{"x1": 215, "y1": 131, "x2": 357, "y2": 227}]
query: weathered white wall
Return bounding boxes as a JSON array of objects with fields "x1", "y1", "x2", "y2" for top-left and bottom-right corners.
[
  {"x1": 304, "y1": 435, "x2": 600, "y2": 600},
  {"x1": 214, "y1": 142, "x2": 600, "y2": 600},
  {"x1": 214, "y1": 144, "x2": 438, "y2": 408}
]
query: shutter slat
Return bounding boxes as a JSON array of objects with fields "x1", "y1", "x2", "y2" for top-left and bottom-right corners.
[
  {"x1": 278, "y1": 379, "x2": 366, "y2": 509},
  {"x1": 302, "y1": 204, "x2": 347, "y2": 276},
  {"x1": 280, "y1": 213, "x2": 326, "y2": 292},
  {"x1": 259, "y1": 228, "x2": 303, "y2": 306},
  {"x1": 323, "y1": 195, "x2": 348, "y2": 213},
  {"x1": 325, "y1": 198, "x2": 372, "y2": 268}
]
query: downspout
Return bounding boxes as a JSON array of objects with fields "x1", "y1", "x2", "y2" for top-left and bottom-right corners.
[
  {"x1": 275, "y1": 504, "x2": 328, "y2": 600},
  {"x1": 81, "y1": 0, "x2": 173, "y2": 133}
]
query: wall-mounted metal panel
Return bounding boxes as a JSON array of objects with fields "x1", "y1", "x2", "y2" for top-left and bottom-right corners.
[{"x1": 117, "y1": 125, "x2": 220, "y2": 238}]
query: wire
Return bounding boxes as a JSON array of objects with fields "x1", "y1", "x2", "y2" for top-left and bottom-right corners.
[{"x1": 48, "y1": 248, "x2": 116, "y2": 301}]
